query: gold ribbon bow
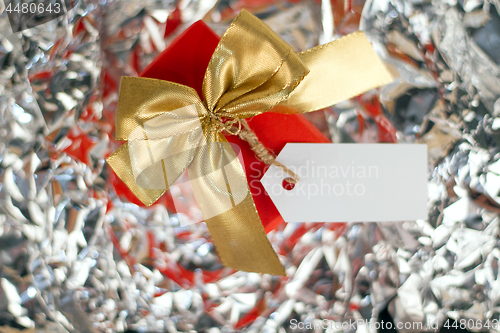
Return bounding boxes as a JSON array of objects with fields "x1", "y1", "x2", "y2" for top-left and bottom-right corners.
[{"x1": 107, "y1": 10, "x2": 392, "y2": 275}]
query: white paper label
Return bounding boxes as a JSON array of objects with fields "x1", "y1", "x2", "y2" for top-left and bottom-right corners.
[{"x1": 261, "y1": 144, "x2": 427, "y2": 222}]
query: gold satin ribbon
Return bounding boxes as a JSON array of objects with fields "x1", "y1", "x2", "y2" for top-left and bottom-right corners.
[{"x1": 107, "y1": 9, "x2": 393, "y2": 275}]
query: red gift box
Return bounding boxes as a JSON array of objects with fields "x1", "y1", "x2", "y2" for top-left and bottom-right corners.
[{"x1": 114, "y1": 20, "x2": 329, "y2": 232}]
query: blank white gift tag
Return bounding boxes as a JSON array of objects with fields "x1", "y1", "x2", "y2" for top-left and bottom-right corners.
[{"x1": 261, "y1": 144, "x2": 427, "y2": 222}]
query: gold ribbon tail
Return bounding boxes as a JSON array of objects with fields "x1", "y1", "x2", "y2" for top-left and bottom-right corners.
[
  {"x1": 282, "y1": 31, "x2": 393, "y2": 113},
  {"x1": 187, "y1": 135, "x2": 285, "y2": 275},
  {"x1": 205, "y1": 193, "x2": 285, "y2": 275}
]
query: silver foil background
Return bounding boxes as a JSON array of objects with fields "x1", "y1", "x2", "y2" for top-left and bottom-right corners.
[{"x1": 0, "y1": 0, "x2": 500, "y2": 332}]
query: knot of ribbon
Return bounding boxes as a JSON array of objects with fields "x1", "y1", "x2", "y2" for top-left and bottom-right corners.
[
  {"x1": 207, "y1": 111, "x2": 243, "y2": 135},
  {"x1": 107, "y1": 9, "x2": 393, "y2": 275}
]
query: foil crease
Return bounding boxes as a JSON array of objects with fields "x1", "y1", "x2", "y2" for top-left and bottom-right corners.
[{"x1": 1, "y1": 0, "x2": 500, "y2": 332}]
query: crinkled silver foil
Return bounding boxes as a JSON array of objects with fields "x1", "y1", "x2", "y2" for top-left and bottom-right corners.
[
  {"x1": 2, "y1": 0, "x2": 500, "y2": 332},
  {"x1": 352, "y1": 0, "x2": 500, "y2": 331}
]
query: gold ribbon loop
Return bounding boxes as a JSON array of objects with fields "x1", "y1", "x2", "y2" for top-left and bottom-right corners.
[
  {"x1": 203, "y1": 10, "x2": 309, "y2": 119},
  {"x1": 114, "y1": 77, "x2": 206, "y2": 141},
  {"x1": 107, "y1": 9, "x2": 393, "y2": 275}
]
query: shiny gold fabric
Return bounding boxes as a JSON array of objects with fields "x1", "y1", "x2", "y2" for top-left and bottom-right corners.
[{"x1": 107, "y1": 9, "x2": 393, "y2": 275}]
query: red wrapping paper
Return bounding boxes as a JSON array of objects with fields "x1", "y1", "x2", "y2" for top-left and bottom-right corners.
[{"x1": 115, "y1": 20, "x2": 329, "y2": 232}]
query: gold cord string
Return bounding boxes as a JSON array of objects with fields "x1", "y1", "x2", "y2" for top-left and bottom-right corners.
[
  {"x1": 235, "y1": 119, "x2": 299, "y2": 183},
  {"x1": 211, "y1": 112, "x2": 299, "y2": 183}
]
